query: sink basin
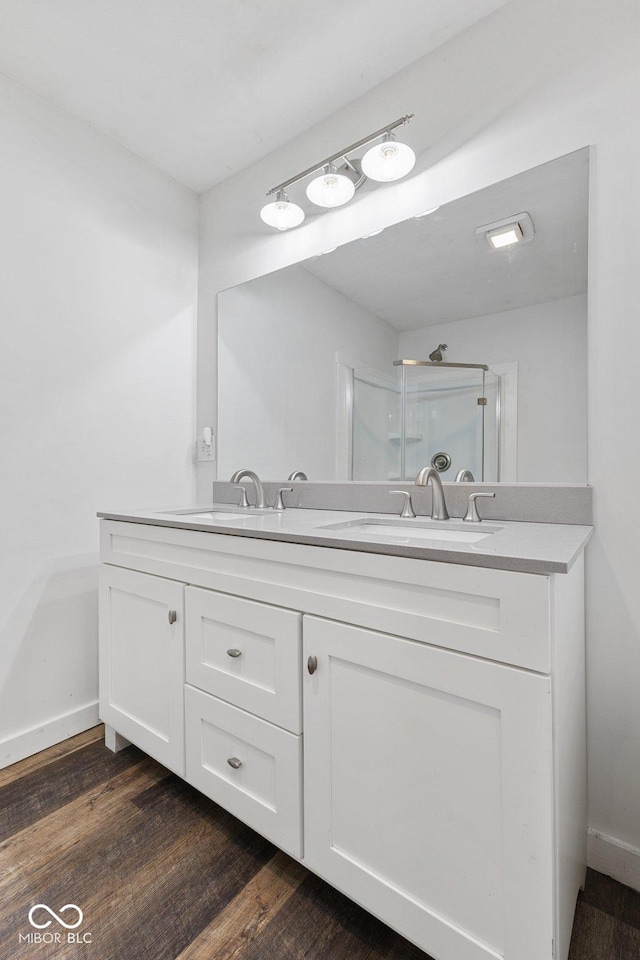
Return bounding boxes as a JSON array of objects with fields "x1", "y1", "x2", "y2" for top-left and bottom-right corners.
[
  {"x1": 181, "y1": 511, "x2": 250, "y2": 521},
  {"x1": 318, "y1": 518, "x2": 502, "y2": 544},
  {"x1": 160, "y1": 506, "x2": 270, "y2": 521}
]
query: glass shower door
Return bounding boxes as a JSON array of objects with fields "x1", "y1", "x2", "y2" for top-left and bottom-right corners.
[
  {"x1": 351, "y1": 372, "x2": 401, "y2": 481},
  {"x1": 399, "y1": 363, "x2": 499, "y2": 482}
]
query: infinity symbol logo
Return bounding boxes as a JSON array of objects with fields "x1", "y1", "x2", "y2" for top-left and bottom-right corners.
[{"x1": 28, "y1": 904, "x2": 84, "y2": 930}]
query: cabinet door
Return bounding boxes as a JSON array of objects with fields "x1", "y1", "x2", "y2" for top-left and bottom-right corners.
[
  {"x1": 99, "y1": 565, "x2": 185, "y2": 775},
  {"x1": 303, "y1": 616, "x2": 554, "y2": 960}
]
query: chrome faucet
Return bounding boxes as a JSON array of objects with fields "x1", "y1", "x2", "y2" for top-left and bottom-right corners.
[
  {"x1": 415, "y1": 467, "x2": 450, "y2": 521},
  {"x1": 229, "y1": 469, "x2": 267, "y2": 508},
  {"x1": 288, "y1": 470, "x2": 308, "y2": 481}
]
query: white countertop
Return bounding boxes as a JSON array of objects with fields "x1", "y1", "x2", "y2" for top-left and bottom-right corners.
[{"x1": 97, "y1": 504, "x2": 593, "y2": 575}]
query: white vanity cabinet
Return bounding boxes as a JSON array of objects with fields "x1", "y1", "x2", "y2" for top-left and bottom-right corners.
[{"x1": 98, "y1": 519, "x2": 586, "y2": 960}]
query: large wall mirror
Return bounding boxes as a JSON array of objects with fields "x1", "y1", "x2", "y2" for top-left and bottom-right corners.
[{"x1": 218, "y1": 147, "x2": 589, "y2": 483}]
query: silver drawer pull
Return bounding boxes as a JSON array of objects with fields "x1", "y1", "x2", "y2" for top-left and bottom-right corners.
[
  {"x1": 227, "y1": 757, "x2": 242, "y2": 770},
  {"x1": 226, "y1": 648, "x2": 242, "y2": 658},
  {"x1": 307, "y1": 655, "x2": 318, "y2": 675},
  {"x1": 168, "y1": 610, "x2": 177, "y2": 624}
]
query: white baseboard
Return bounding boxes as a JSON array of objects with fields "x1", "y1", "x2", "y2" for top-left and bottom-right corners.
[
  {"x1": 0, "y1": 702, "x2": 100, "y2": 769},
  {"x1": 587, "y1": 828, "x2": 640, "y2": 893}
]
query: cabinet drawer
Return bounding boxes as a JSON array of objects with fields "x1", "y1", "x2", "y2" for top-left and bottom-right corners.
[
  {"x1": 185, "y1": 588, "x2": 302, "y2": 733},
  {"x1": 185, "y1": 685, "x2": 303, "y2": 858}
]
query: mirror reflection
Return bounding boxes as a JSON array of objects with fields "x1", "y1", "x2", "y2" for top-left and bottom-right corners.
[{"x1": 218, "y1": 148, "x2": 589, "y2": 482}]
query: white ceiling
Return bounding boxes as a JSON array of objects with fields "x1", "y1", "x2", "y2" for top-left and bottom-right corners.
[
  {"x1": 0, "y1": 0, "x2": 510, "y2": 192},
  {"x1": 303, "y1": 149, "x2": 589, "y2": 330}
]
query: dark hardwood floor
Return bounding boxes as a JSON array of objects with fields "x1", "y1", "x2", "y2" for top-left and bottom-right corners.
[{"x1": 0, "y1": 726, "x2": 637, "y2": 959}]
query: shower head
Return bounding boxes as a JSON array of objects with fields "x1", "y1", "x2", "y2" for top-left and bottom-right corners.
[{"x1": 429, "y1": 343, "x2": 448, "y2": 363}]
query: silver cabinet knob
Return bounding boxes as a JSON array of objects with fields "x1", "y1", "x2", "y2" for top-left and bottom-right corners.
[
  {"x1": 307, "y1": 655, "x2": 318, "y2": 675},
  {"x1": 168, "y1": 610, "x2": 177, "y2": 624},
  {"x1": 227, "y1": 757, "x2": 242, "y2": 769},
  {"x1": 463, "y1": 492, "x2": 496, "y2": 522},
  {"x1": 226, "y1": 648, "x2": 242, "y2": 658}
]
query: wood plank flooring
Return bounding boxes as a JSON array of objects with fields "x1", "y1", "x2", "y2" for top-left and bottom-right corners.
[{"x1": 0, "y1": 726, "x2": 637, "y2": 960}]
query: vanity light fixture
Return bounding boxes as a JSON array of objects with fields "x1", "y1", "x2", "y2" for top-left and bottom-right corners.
[
  {"x1": 306, "y1": 163, "x2": 356, "y2": 208},
  {"x1": 361, "y1": 132, "x2": 416, "y2": 182},
  {"x1": 476, "y1": 212, "x2": 535, "y2": 249},
  {"x1": 261, "y1": 114, "x2": 415, "y2": 230},
  {"x1": 259, "y1": 189, "x2": 305, "y2": 230}
]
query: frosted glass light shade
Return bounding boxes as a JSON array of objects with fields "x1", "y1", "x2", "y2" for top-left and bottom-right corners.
[
  {"x1": 361, "y1": 135, "x2": 416, "y2": 182},
  {"x1": 306, "y1": 164, "x2": 355, "y2": 208},
  {"x1": 260, "y1": 191, "x2": 305, "y2": 230}
]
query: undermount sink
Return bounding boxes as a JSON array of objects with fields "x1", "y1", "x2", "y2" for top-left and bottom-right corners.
[
  {"x1": 182, "y1": 511, "x2": 250, "y2": 521},
  {"x1": 161, "y1": 506, "x2": 270, "y2": 521},
  {"x1": 318, "y1": 517, "x2": 503, "y2": 544}
]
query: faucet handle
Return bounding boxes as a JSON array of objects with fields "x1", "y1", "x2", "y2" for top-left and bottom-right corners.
[
  {"x1": 389, "y1": 490, "x2": 416, "y2": 519},
  {"x1": 273, "y1": 487, "x2": 293, "y2": 510},
  {"x1": 230, "y1": 483, "x2": 250, "y2": 508},
  {"x1": 463, "y1": 492, "x2": 495, "y2": 522}
]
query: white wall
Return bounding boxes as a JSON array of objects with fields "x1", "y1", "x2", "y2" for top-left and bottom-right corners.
[
  {"x1": 0, "y1": 76, "x2": 198, "y2": 764},
  {"x1": 218, "y1": 265, "x2": 397, "y2": 480},
  {"x1": 197, "y1": 0, "x2": 640, "y2": 887},
  {"x1": 399, "y1": 295, "x2": 588, "y2": 482}
]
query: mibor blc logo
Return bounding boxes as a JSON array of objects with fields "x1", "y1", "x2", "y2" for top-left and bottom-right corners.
[{"x1": 19, "y1": 903, "x2": 93, "y2": 945}]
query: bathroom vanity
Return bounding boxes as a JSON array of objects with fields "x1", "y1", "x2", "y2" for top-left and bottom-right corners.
[{"x1": 98, "y1": 505, "x2": 591, "y2": 960}]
